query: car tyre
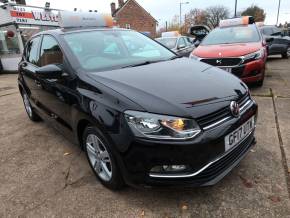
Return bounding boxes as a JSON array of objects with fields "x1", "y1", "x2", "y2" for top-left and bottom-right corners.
[
  {"x1": 83, "y1": 126, "x2": 124, "y2": 190},
  {"x1": 282, "y1": 46, "x2": 290, "y2": 59},
  {"x1": 21, "y1": 92, "x2": 41, "y2": 122}
]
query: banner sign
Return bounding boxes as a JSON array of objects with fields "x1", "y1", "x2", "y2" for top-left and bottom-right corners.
[
  {"x1": 10, "y1": 6, "x2": 59, "y2": 26},
  {"x1": 58, "y1": 11, "x2": 113, "y2": 28},
  {"x1": 219, "y1": 17, "x2": 251, "y2": 28}
]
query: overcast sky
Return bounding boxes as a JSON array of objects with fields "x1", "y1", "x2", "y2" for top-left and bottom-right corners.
[{"x1": 26, "y1": 0, "x2": 289, "y2": 26}]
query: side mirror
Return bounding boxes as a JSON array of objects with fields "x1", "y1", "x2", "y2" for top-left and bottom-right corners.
[
  {"x1": 194, "y1": 41, "x2": 200, "y2": 47},
  {"x1": 265, "y1": 37, "x2": 274, "y2": 43},
  {"x1": 36, "y1": 64, "x2": 63, "y2": 79},
  {"x1": 178, "y1": 44, "x2": 186, "y2": 50}
]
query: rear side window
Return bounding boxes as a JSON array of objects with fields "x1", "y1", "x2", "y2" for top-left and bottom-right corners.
[
  {"x1": 25, "y1": 36, "x2": 41, "y2": 65},
  {"x1": 39, "y1": 35, "x2": 63, "y2": 67}
]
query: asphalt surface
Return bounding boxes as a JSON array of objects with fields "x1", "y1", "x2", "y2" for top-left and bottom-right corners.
[{"x1": 0, "y1": 57, "x2": 290, "y2": 217}]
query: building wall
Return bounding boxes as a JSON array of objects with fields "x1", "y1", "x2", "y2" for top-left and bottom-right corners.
[
  {"x1": 0, "y1": 7, "x2": 13, "y2": 25},
  {"x1": 115, "y1": 0, "x2": 157, "y2": 37}
]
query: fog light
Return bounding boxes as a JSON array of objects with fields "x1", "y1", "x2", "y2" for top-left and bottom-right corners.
[
  {"x1": 163, "y1": 165, "x2": 186, "y2": 171},
  {"x1": 150, "y1": 165, "x2": 188, "y2": 173}
]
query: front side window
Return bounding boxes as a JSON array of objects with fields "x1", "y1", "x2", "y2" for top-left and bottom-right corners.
[
  {"x1": 39, "y1": 35, "x2": 63, "y2": 67},
  {"x1": 26, "y1": 36, "x2": 41, "y2": 65},
  {"x1": 262, "y1": 27, "x2": 273, "y2": 36},
  {"x1": 185, "y1": 37, "x2": 193, "y2": 45},
  {"x1": 202, "y1": 25, "x2": 260, "y2": 45},
  {"x1": 177, "y1": 38, "x2": 186, "y2": 48},
  {"x1": 63, "y1": 30, "x2": 175, "y2": 72}
]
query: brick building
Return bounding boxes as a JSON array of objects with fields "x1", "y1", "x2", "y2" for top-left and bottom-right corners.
[{"x1": 110, "y1": 0, "x2": 157, "y2": 37}]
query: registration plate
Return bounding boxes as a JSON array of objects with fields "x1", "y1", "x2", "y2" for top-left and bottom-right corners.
[
  {"x1": 220, "y1": 67, "x2": 232, "y2": 73},
  {"x1": 224, "y1": 116, "x2": 255, "y2": 151}
]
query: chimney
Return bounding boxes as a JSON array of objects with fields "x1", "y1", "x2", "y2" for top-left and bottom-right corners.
[
  {"x1": 110, "y1": 2, "x2": 116, "y2": 15},
  {"x1": 118, "y1": 0, "x2": 124, "y2": 7}
]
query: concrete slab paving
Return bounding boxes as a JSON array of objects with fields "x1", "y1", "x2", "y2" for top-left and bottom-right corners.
[{"x1": 275, "y1": 98, "x2": 290, "y2": 173}]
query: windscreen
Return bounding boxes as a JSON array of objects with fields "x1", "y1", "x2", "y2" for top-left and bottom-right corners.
[
  {"x1": 201, "y1": 25, "x2": 260, "y2": 45},
  {"x1": 156, "y1": 38, "x2": 177, "y2": 49},
  {"x1": 63, "y1": 30, "x2": 175, "y2": 72}
]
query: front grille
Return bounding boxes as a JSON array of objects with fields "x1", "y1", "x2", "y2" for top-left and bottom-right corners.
[
  {"x1": 196, "y1": 106, "x2": 230, "y2": 128},
  {"x1": 200, "y1": 58, "x2": 242, "y2": 67},
  {"x1": 191, "y1": 133, "x2": 253, "y2": 183},
  {"x1": 196, "y1": 94, "x2": 251, "y2": 129}
]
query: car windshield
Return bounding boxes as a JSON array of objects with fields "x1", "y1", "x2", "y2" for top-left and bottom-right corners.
[
  {"x1": 156, "y1": 38, "x2": 177, "y2": 49},
  {"x1": 63, "y1": 30, "x2": 176, "y2": 72},
  {"x1": 201, "y1": 25, "x2": 260, "y2": 45}
]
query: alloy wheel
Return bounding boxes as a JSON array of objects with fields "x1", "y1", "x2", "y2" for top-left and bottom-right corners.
[{"x1": 86, "y1": 134, "x2": 112, "y2": 182}]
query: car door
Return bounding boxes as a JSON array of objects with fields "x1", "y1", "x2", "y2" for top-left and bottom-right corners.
[
  {"x1": 37, "y1": 35, "x2": 77, "y2": 137},
  {"x1": 19, "y1": 36, "x2": 42, "y2": 109},
  {"x1": 176, "y1": 37, "x2": 188, "y2": 57},
  {"x1": 271, "y1": 27, "x2": 289, "y2": 54},
  {"x1": 263, "y1": 27, "x2": 285, "y2": 55},
  {"x1": 184, "y1": 37, "x2": 195, "y2": 56}
]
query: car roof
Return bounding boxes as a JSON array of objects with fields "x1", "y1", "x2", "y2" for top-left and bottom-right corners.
[
  {"x1": 33, "y1": 27, "x2": 132, "y2": 37},
  {"x1": 156, "y1": 36, "x2": 186, "y2": 40},
  {"x1": 217, "y1": 23, "x2": 256, "y2": 29},
  {"x1": 259, "y1": 25, "x2": 278, "y2": 29}
]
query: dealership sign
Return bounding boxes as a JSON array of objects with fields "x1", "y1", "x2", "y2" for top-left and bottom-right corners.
[{"x1": 10, "y1": 6, "x2": 59, "y2": 26}]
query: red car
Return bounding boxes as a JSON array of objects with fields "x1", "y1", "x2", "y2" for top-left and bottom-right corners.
[{"x1": 190, "y1": 17, "x2": 268, "y2": 86}]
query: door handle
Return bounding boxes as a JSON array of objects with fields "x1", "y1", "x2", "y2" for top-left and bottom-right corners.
[{"x1": 34, "y1": 80, "x2": 42, "y2": 87}]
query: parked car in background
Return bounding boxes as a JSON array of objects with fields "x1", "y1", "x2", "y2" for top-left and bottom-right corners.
[
  {"x1": 156, "y1": 32, "x2": 195, "y2": 57},
  {"x1": 259, "y1": 25, "x2": 290, "y2": 59},
  {"x1": 189, "y1": 25, "x2": 211, "y2": 45},
  {"x1": 19, "y1": 12, "x2": 258, "y2": 190},
  {"x1": 190, "y1": 17, "x2": 268, "y2": 86}
]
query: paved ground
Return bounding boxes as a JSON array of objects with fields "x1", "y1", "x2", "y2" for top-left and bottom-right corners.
[{"x1": 0, "y1": 57, "x2": 290, "y2": 217}]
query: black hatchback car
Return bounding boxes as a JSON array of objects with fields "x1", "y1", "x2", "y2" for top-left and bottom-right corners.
[
  {"x1": 18, "y1": 25, "x2": 258, "y2": 190},
  {"x1": 259, "y1": 25, "x2": 290, "y2": 58}
]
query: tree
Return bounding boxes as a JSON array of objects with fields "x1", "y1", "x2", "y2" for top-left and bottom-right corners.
[
  {"x1": 185, "y1": 9, "x2": 208, "y2": 27},
  {"x1": 205, "y1": 6, "x2": 230, "y2": 28},
  {"x1": 167, "y1": 15, "x2": 180, "y2": 32},
  {"x1": 241, "y1": 5, "x2": 266, "y2": 22}
]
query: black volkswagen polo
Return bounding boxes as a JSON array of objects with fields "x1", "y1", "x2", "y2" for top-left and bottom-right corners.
[{"x1": 18, "y1": 22, "x2": 257, "y2": 190}]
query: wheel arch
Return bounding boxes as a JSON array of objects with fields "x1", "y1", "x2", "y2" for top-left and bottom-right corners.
[{"x1": 76, "y1": 119, "x2": 94, "y2": 149}]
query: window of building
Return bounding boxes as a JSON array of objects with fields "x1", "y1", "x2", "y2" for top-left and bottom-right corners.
[
  {"x1": 125, "y1": 24, "x2": 131, "y2": 29},
  {"x1": 0, "y1": 25, "x2": 20, "y2": 57},
  {"x1": 39, "y1": 35, "x2": 63, "y2": 67}
]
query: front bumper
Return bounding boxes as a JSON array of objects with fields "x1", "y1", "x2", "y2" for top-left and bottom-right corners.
[
  {"x1": 117, "y1": 101, "x2": 258, "y2": 188},
  {"x1": 228, "y1": 59, "x2": 266, "y2": 83}
]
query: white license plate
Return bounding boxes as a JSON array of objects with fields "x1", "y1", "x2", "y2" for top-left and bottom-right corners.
[
  {"x1": 220, "y1": 67, "x2": 232, "y2": 73},
  {"x1": 224, "y1": 116, "x2": 255, "y2": 151}
]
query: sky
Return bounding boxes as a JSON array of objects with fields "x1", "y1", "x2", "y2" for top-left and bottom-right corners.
[{"x1": 26, "y1": 0, "x2": 290, "y2": 27}]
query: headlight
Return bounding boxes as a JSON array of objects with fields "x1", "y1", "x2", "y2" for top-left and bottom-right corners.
[
  {"x1": 189, "y1": 53, "x2": 200, "y2": 60},
  {"x1": 124, "y1": 111, "x2": 201, "y2": 140},
  {"x1": 242, "y1": 49, "x2": 265, "y2": 63}
]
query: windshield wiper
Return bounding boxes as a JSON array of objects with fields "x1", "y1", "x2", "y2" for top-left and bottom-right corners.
[{"x1": 122, "y1": 60, "x2": 164, "y2": 68}]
